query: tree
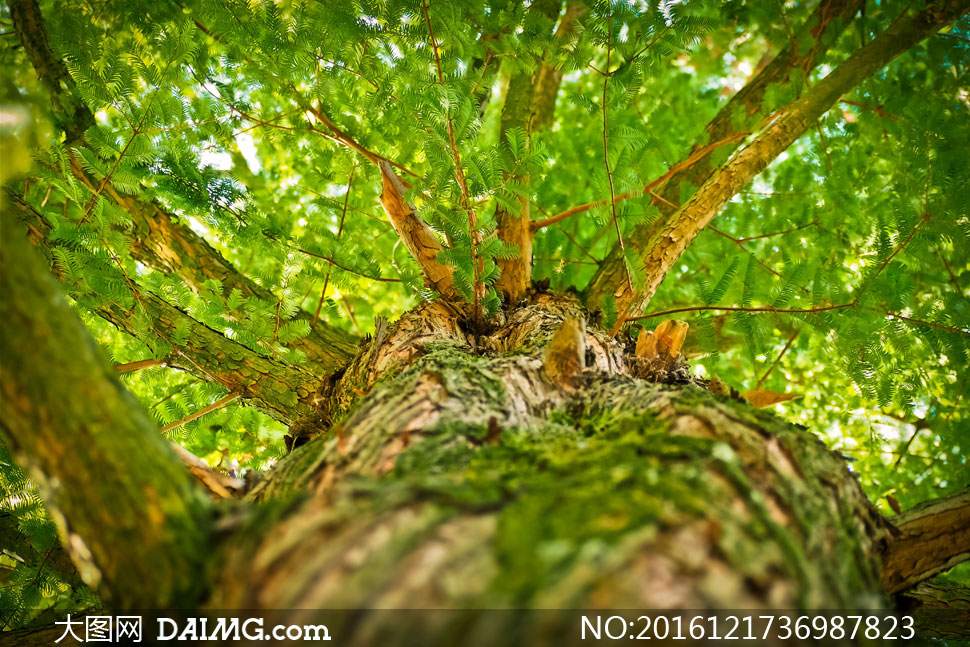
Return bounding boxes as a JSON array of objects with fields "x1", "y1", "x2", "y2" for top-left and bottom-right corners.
[{"x1": 1, "y1": 0, "x2": 969, "y2": 641}]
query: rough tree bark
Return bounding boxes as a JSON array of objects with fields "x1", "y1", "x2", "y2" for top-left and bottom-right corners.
[{"x1": 5, "y1": 207, "x2": 969, "y2": 644}]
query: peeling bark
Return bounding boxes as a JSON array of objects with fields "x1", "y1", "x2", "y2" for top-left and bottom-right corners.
[{"x1": 883, "y1": 488, "x2": 970, "y2": 594}]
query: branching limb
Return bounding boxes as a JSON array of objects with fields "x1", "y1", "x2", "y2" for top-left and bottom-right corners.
[
  {"x1": 584, "y1": 0, "x2": 866, "y2": 309},
  {"x1": 607, "y1": 0, "x2": 967, "y2": 331}
]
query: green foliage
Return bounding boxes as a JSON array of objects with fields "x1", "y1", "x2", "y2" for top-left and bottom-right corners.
[
  {"x1": 0, "y1": 446, "x2": 98, "y2": 628},
  {"x1": 1, "y1": 0, "x2": 968, "y2": 625}
]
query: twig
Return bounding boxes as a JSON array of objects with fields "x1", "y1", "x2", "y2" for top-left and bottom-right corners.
[
  {"x1": 291, "y1": 246, "x2": 401, "y2": 283},
  {"x1": 160, "y1": 393, "x2": 239, "y2": 434},
  {"x1": 839, "y1": 100, "x2": 900, "y2": 121},
  {"x1": 939, "y1": 249, "x2": 960, "y2": 288},
  {"x1": 707, "y1": 226, "x2": 785, "y2": 280},
  {"x1": 314, "y1": 167, "x2": 355, "y2": 326},
  {"x1": 422, "y1": 0, "x2": 483, "y2": 322},
  {"x1": 601, "y1": 2, "x2": 632, "y2": 293},
  {"x1": 634, "y1": 301, "x2": 857, "y2": 320},
  {"x1": 532, "y1": 132, "x2": 748, "y2": 229},
  {"x1": 878, "y1": 310, "x2": 968, "y2": 337},
  {"x1": 736, "y1": 219, "x2": 819, "y2": 241},
  {"x1": 114, "y1": 358, "x2": 165, "y2": 373},
  {"x1": 341, "y1": 295, "x2": 362, "y2": 336},
  {"x1": 815, "y1": 120, "x2": 834, "y2": 171},
  {"x1": 872, "y1": 212, "x2": 930, "y2": 279},
  {"x1": 755, "y1": 331, "x2": 799, "y2": 389}
]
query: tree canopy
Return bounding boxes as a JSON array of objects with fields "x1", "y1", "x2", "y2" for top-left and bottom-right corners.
[{"x1": 1, "y1": 0, "x2": 968, "y2": 628}]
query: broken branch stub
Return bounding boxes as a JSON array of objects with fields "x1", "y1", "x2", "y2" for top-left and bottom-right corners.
[
  {"x1": 544, "y1": 316, "x2": 586, "y2": 387},
  {"x1": 634, "y1": 320, "x2": 690, "y2": 381}
]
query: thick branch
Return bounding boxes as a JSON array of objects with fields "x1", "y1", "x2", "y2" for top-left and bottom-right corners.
[
  {"x1": 0, "y1": 207, "x2": 213, "y2": 608},
  {"x1": 10, "y1": 196, "x2": 319, "y2": 423},
  {"x1": 585, "y1": 0, "x2": 865, "y2": 308},
  {"x1": 494, "y1": 0, "x2": 582, "y2": 299},
  {"x1": 378, "y1": 160, "x2": 459, "y2": 299},
  {"x1": 883, "y1": 487, "x2": 970, "y2": 594},
  {"x1": 10, "y1": 0, "x2": 356, "y2": 373},
  {"x1": 607, "y1": 0, "x2": 967, "y2": 329}
]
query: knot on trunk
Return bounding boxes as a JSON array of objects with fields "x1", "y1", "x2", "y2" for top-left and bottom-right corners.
[{"x1": 543, "y1": 315, "x2": 586, "y2": 387}]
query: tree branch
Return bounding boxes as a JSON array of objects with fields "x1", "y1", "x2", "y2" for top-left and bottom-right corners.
[
  {"x1": 10, "y1": 0, "x2": 357, "y2": 374},
  {"x1": 9, "y1": 198, "x2": 320, "y2": 423},
  {"x1": 0, "y1": 207, "x2": 213, "y2": 607},
  {"x1": 378, "y1": 160, "x2": 459, "y2": 299},
  {"x1": 634, "y1": 302, "x2": 857, "y2": 320},
  {"x1": 883, "y1": 487, "x2": 970, "y2": 594},
  {"x1": 422, "y1": 0, "x2": 483, "y2": 318},
  {"x1": 494, "y1": 0, "x2": 585, "y2": 299},
  {"x1": 533, "y1": 133, "x2": 749, "y2": 229},
  {"x1": 584, "y1": 0, "x2": 866, "y2": 308},
  {"x1": 606, "y1": 0, "x2": 967, "y2": 331}
]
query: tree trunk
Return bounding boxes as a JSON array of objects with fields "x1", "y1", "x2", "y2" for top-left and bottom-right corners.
[
  {"x1": 3, "y1": 206, "x2": 967, "y2": 644},
  {"x1": 211, "y1": 298, "x2": 896, "y2": 614}
]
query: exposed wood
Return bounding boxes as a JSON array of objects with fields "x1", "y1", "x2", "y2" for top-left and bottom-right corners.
[
  {"x1": 543, "y1": 315, "x2": 586, "y2": 387},
  {"x1": 378, "y1": 161, "x2": 458, "y2": 300},
  {"x1": 633, "y1": 320, "x2": 689, "y2": 379},
  {"x1": 883, "y1": 487, "x2": 970, "y2": 594}
]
